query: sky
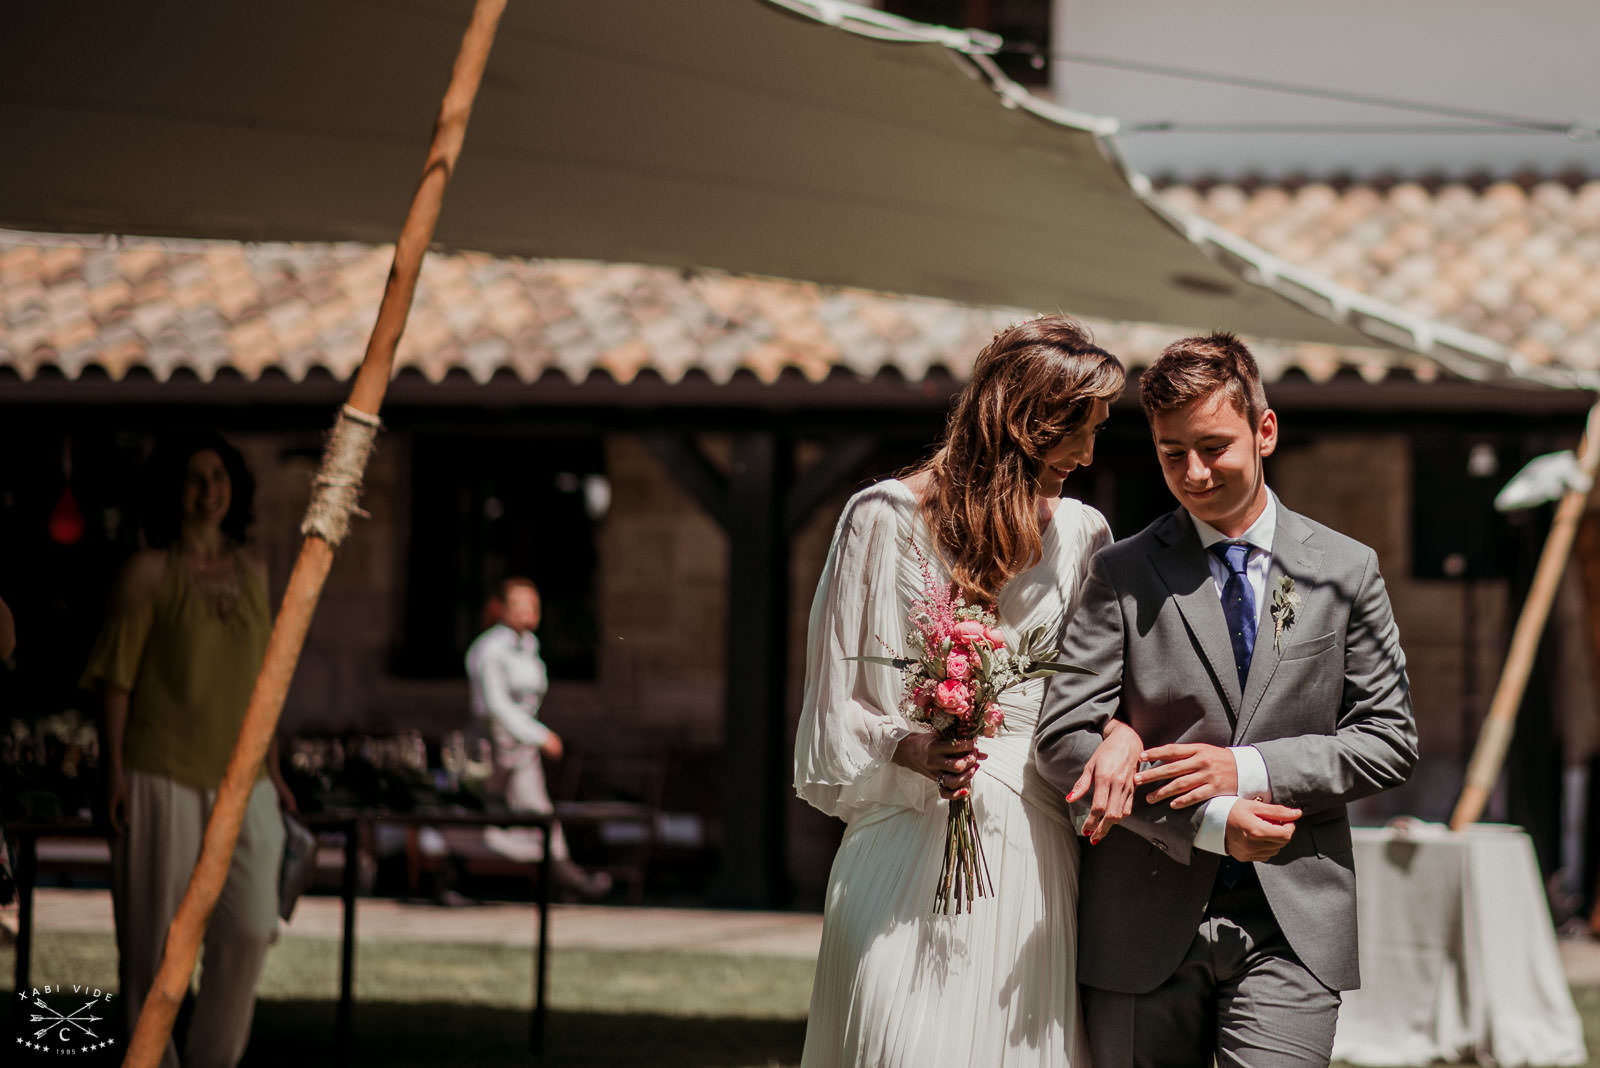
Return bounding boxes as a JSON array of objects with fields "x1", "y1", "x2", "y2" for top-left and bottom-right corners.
[{"x1": 1051, "y1": 0, "x2": 1600, "y2": 181}]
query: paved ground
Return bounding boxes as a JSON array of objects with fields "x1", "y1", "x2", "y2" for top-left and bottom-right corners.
[
  {"x1": 18, "y1": 886, "x2": 1600, "y2": 983},
  {"x1": 14, "y1": 887, "x2": 826, "y2": 959}
]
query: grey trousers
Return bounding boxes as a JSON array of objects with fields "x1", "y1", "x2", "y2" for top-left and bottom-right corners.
[
  {"x1": 113, "y1": 771, "x2": 284, "y2": 1068},
  {"x1": 1082, "y1": 877, "x2": 1341, "y2": 1068}
]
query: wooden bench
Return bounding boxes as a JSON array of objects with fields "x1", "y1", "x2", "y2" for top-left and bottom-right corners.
[
  {"x1": 391, "y1": 740, "x2": 677, "y2": 904},
  {"x1": 31, "y1": 833, "x2": 112, "y2": 885}
]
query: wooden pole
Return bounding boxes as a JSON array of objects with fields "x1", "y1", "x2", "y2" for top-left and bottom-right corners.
[
  {"x1": 1450, "y1": 400, "x2": 1600, "y2": 831},
  {"x1": 121, "y1": 2, "x2": 507, "y2": 1064}
]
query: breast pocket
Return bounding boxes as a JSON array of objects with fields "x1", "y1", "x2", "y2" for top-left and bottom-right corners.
[{"x1": 1279, "y1": 630, "x2": 1337, "y2": 662}]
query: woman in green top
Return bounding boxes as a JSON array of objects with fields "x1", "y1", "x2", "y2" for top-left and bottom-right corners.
[{"x1": 84, "y1": 432, "x2": 294, "y2": 1068}]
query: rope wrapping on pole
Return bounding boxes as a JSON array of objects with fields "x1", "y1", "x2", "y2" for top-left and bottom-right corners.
[
  {"x1": 300, "y1": 405, "x2": 383, "y2": 547},
  {"x1": 121, "y1": 2, "x2": 507, "y2": 1064}
]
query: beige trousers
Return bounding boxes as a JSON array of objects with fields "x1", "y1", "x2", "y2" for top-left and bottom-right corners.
[
  {"x1": 113, "y1": 770, "x2": 284, "y2": 1068},
  {"x1": 486, "y1": 725, "x2": 569, "y2": 863}
]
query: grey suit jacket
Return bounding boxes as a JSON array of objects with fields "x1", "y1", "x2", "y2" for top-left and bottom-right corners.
[{"x1": 1032, "y1": 503, "x2": 1417, "y2": 994}]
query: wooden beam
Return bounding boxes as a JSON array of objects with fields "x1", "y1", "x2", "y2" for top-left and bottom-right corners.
[
  {"x1": 645, "y1": 428, "x2": 876, "y2": 906},
  {"x1": 641, "y1": 432, "x2": 730, "y2": 530},
  {"x1": 783, "y1": 435, "x2": 876, "y2": 535},
  {"x1": 715, "y1": 431, "x2": 792, "y2": 906}
]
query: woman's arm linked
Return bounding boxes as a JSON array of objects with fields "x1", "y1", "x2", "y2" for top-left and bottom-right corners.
[{"x1": 1068, "y1": 718, "x2": 1143, "y2": 843}]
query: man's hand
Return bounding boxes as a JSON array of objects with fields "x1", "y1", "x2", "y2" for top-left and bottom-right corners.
[
  {"x1": 1136, "y1": 743, "x2": 1237, "y2": 809},
  {"x1": 1224, "y1": 799, "x2": 1301, "y2": 861},
  {"x1": 541, "y1": 731, "x2": 565, "y2": 761}
]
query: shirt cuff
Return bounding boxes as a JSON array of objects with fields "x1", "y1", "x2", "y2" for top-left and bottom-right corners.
[
  {"x1": 1195, "y1": 796, "x2": 1237, "y2": 855},
  {"x1": 1231, "y1": 745, "x2": 1271, "y2": 801}
]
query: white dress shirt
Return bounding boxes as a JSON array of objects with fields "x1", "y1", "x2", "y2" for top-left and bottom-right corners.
[
  {"x1": 1187, "y1": 492, "x2": 1277, "y2": 855},
  {"x1": 465, "y1": 623, "x2": 552, "y2": 747}
]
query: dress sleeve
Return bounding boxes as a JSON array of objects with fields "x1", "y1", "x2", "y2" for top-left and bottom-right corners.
[
  {"x1": 80, "y1": 591, "x2": 156, "y2": 694},
  {"x1": 793, "y1": 485, "x2": 933, "y2": 821},
  {"x1": 1063, "y1": 504, "x2": 1113, "y2": 622}
]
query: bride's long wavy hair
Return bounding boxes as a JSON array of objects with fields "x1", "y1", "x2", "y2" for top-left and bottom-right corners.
[{"x1": 913, "y1": 316, "x2": 1125, "y2": 606}]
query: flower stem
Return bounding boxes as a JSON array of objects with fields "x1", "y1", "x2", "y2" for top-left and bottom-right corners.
[{"x1": 933, "y1": 795, "x2": 993, "y2": 914}]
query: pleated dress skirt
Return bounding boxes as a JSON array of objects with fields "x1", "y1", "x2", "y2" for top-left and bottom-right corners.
[{"x1": 801, "y1": 744, "x2": 1088, "y2": 1068}]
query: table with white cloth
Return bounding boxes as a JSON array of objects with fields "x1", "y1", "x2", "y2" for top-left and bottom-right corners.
[{"x1": 1333, "y1": 822, "x2": 1586, "y2": 1067}]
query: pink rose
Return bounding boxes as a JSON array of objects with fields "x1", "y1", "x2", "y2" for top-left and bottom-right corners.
[
  {"x1": 934, "y1": 678, "x2": 972, "y2": 716},
  {"x1": 951, "y1": 621, "x2": 988, "y2": 646},
  {"x1": 983, "y1": 626, "x2": 1007, "y2": 649},
  {"x1": 982, "y1": 703, "x2": 1005, "y2": 736},
  {"x1": 944, "y1": 650, "x2": 971, "y2": 680}
]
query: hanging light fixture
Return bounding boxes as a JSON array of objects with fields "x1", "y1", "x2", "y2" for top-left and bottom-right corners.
[{"x1": 48, "y1": 437, "x2": 85, "y2": 546}]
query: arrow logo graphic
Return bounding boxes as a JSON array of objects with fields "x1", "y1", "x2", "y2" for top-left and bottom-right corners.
[{"x1": 30, "y1": 997, "x2": 104, "y2": 1041}]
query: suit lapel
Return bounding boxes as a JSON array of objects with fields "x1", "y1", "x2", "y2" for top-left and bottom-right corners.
[
  {"x1": 1233, "y1": 506, "x2": 1324, "y2": 742},
  {"x1": 1149, "y1": 511, "x2": 1242, "y2": 717}
]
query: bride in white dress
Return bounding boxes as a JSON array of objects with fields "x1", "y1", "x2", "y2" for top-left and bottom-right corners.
[{"x1": 795, "y1": 317, "x2": 1143, "y2": 1067}]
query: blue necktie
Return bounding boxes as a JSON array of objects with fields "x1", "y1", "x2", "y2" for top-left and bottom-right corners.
[
  {"x1": 1210, "y1": 541, "x2": 1257, "y2": 891},
  {"x1": 1211, "y1": 541, "x2": 1256, "y2": 689}
]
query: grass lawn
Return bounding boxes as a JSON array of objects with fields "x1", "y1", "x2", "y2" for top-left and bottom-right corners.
[
  {"x1": 9, "y1": 930, "x2": 1600, "y2": 1067},
  {"x1": 5, "y1": 930, "x2": 812, "y2": 1067}
]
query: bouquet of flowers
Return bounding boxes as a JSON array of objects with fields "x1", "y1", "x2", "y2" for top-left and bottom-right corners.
[{"x1": 851, "y1": 542, "x2": 1091, "y2": 914}]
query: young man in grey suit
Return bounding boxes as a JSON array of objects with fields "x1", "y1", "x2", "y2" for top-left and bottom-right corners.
[{"x1": 1033, "y1": 333, "x2": 1418, "y2": 1067}]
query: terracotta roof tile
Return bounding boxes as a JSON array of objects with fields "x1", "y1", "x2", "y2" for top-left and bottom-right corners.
[
  {"x1": 6, "y1": 176, "x2": 1600, "y2": 388},
  {"x1": 1159, "y1": 178, "x2": 1600, "y2": 376}
]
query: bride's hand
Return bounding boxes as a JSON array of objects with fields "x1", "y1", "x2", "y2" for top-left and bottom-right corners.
[
  {"x1": 1066, "y1": 719, "x2": 1142, "y2": 843},
  {"x1": 894, "y1": 733, "x2": 984, "y2": 800}
]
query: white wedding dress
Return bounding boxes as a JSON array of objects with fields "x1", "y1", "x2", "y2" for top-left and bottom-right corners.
[{"x1": 795, "y1": 478, "x2": 1110, "y2": 1068}]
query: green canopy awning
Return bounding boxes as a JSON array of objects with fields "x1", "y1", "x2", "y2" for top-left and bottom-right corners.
[{"x1": 2, "y1": 0, "x2": 1580, "y2": 386}]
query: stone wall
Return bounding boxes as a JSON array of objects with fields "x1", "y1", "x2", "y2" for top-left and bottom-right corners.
[
  {"x1": 594, "y1": 435, "x2": 727, "y2": 745},
  {"x1": 240, "y1": 430, "x2": 729, "y2": 747},
  {"x1": 230, "y1": 431, "x2": 407, "y2": 735}
]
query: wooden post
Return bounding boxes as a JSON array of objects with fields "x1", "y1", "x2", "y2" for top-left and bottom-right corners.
[
  {"x1": 716, "y1": 431, "x2": 793, "y2": 906},
  {"x1": 642, "y1": 432, "x2": 875, "y2": 906},
  {"x1": 121, "y1": 3, "x2": 506, "y2": 1064},
  {"x1": 1451, "y1": 400, "x2": 1600, "y2": 831}
]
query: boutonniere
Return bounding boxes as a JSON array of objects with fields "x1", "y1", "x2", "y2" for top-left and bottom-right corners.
[{"x1": 1270, "y1": 576, "x2": 1300, "y2": 653}]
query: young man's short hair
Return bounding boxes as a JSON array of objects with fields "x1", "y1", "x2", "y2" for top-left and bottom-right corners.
[{"x1": 1138, "y1": 332, "x2": 1269, "y2": 425}]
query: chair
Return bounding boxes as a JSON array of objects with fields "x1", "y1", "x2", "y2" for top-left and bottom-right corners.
[{"x1": 555, "y1": 745, "x2": 673, "y2": 905}]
